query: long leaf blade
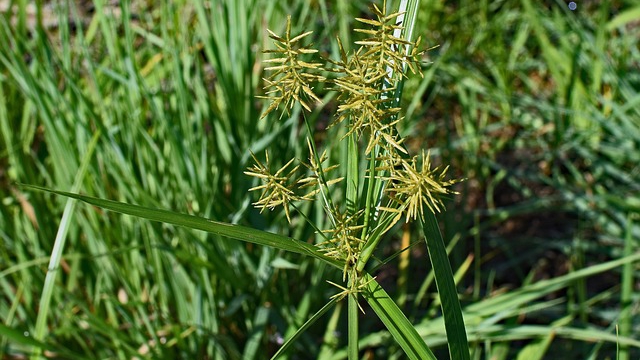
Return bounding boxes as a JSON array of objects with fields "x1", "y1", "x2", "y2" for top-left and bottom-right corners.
[
  {"x1": 19, "y1": 184, "x2": 342, "y2": 269},
  {"x1": 421, "y1": 212, "x2": 470, "y2": 360},
  {"x1": 272, "y1": 297, "x2": 339, "y2": 359},
  {"x1": 363, "y1": 273, "x2": 436, "y2": 360}
]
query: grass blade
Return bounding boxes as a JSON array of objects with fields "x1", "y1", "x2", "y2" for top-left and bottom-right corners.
[
  {"x1": 32, "y1": 131, "x2": 100, "y2": 358},
  {"x1": 272, "y1": 297, "x2": 340, "y2": 359},
  {"x1": 363, "y1": 273, "x2": 436, "y2": 360},
  {"x1": 19, "y1": 184, "x2": 342, "y2": 270},
  {"x1": 618, "y1": 214, "x2": 634, "y2": 360},
  {"x1": 421, "y1": 212, "x2": 470, "y2": 360},
  {"x1": 0, "y1": 323, "x2": 87, "y2": 360},
  {"x1": 0, "y1": 323, "x2": 53, "y2": 351}
]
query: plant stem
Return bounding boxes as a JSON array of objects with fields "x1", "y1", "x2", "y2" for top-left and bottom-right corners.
[
  {"x1": 361, "y1": 146, "x2": 379, "y2": 239},
  {"x1": 348, "y1": 277, "x2": 359, "y2": 360}
]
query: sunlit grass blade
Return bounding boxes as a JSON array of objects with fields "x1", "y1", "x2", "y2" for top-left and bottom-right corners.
[
  {"x1": 243, "y1": 305, "x2": 270, "y2": 360},
  {"x1": 514, "y1": 315, "x2": 571, "y2": 360},
  {"x1": 31, "y1": 131, "x2": 100, "y2": 359},
  {"x1": 463, "y1": 251, "x2": 640, "y2": 319},
  {"x1": 421, "y1": 211, "x2": 470, "y2": 360},
  {"x1": 606, "y1": 5, "x2": 640, "y2": 31},
  {"x1": 363, "y1": 273, "x2": 436, "y2": 360},
  {"x1": 19, "y1": 184, "x2": 342, "y2": 269},
  {"x1": 417, "y1": 323, "x2": 640, "y2": 349}
]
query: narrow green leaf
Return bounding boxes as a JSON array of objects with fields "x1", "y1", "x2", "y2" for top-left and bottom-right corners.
[
  {"x1": 33, "y1": 130, "x2": 100, "y2": 358},
  {"x1": 19, "y1": 184, "x2": 342, "y2": 270},
  {"x1": 516, "y1": 315, "x2": 571, "y2": 360},
  {"x1": 421, "y1": 212, "x2": 470, "y2": 360},
  {"x1": 0, "y1": 323, "x2": 53, "y2": 350},
  {"x1": 606, "y1": 6, "x2": 640, "y2": 31},
  {"x1": 619, "y1": 214, "x2": 635, "y2": 360},
  {"x1": 272, "y1": 297, "x2": 340, "y2": 359},
  {"x1": 0, "y1": 323, "x2": 86, "y2": 360},
  {"x1": 244, "y1": 306, "x2": 271, "y2": 360},
  {"x1": 363, "y1": 273, "x2": 436, "y2": 360},
  {"x1": 463, "y1": 252, "x2": 640, "y2": 318}
]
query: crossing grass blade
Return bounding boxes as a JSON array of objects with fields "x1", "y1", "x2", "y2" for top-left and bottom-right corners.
[
  {"x1": 19, "y1": 184, "x2": 342, "y2": 269},
  {"x1": 421, "y1": 211, "x2": 470, "y2": 360},
  {"x1": 32, "y1": 131, "x2": 100, "y2": 358},
  {"x1": 271, "y1": 297, "x2": 340, "y2": 359},
  {"x1": 363, "y1": 273, "x2": 436, "y2": 360},
  {"x1": 20, "y1": 185, "x2": 438, "y2": 359},
  {"x1": 0, "y1": 323, "x2": 86, "y2": 360}
]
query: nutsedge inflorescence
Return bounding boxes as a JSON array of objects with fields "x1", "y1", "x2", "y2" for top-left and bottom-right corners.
[{"x1": 245, "y1": 1, "x2": 460, "y2": 305}]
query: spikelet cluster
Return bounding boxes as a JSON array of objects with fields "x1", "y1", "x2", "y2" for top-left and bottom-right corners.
[
  {"x1": 328, "y1": 1, "x2": 423, "y2": 154},
  {"x1": 320, "y1": 208, "x2": 365, "y2": 278},
  {"x1": 378, "y1": 151, "x2": 459, "y2": 223},
  {"x1": 246, "y1": 1, "x2": 461, "y2": 301},
  {"x1": 259, "y1": 15, "x2": 325, "y2": 119},
  {"x1": 244, "y1": 146, "x2": 342, "y2": 224}
]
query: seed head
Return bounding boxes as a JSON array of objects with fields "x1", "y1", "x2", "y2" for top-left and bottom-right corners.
[
  {"x1": 382, "y1": 150, "x2": 459, "y2": 222},
  {"x1": 244, "y1": 151, "x2": 302, "y2": 223},
  {"x1": 260, "y1": 15, "x2": 325, "y2": 119}
]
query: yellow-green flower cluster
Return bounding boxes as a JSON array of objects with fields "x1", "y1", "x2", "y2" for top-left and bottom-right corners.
[
  {"x1": 246, "y1": 1, "x2": 461, "y2": 297},
  {"x1": 378, "y1": 151, "x2": 459, "y2": 223},
  {"x1": 260, "y1": 15, "x2": 325, "y2": 119},
  {"x1": 328, "y1": 1, "x2": 423, "y2": 155}
]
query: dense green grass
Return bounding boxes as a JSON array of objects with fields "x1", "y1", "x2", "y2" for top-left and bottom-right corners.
[{"x1": 1, "y1": 0, "x2": 639, "y2": 359}]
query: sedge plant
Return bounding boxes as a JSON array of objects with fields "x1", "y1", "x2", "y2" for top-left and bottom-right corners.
[
  {"x1": 245, "y1": 0, "x2": 468, "y2": 358},
  {"x1": 20, "y1": 0, "x2": 469, "y2": 358}
]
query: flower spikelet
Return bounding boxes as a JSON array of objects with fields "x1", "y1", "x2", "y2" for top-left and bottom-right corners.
[
  {"x1": 321, "y1": 207, "x2": 365, "y2": 280},
  {"x1": 260, "y1": 15, "x2": 325, "y2": 119},
  {"x1": 244, "y1": 151, "x2": 303, "y2": 223},
  {"x1": 327, "y1": 0, "x2": 423, "y2": 154},
  {"x1": 298, "y1": 139, "x2": 344, "y2": 200},
  {"x1": 382, "y1": 150, "x2": 459, "y2": 222},
  {"x1": 327, "y1": 268, "x2": 376, "y2": 313},
  {"x1": 355, "y1": 1, "x2": 424, "y2": 80}
]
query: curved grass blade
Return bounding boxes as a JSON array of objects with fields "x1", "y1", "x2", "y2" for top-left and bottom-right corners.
[
  {"x1": 33, "y1": 130, "x2": 100, "y2": 359},
  {"x1": 363, "y1": 273, "x2": 436, "y2": 360},
  {"x1": 0, "y1": 323, "x2": 86, "y2": 360},
  {"x1": 0, "y1": 323, "x2": 53, "y2": 351},
  {"x1": 271, "y1": 297, "x2": 340, "y2": 359},
  {"x1": 19, "y1": 184, "x2": 342, "y2": 270},
  {"x1": 421, "y1": 212, "x2": 470, "y2": 360}
]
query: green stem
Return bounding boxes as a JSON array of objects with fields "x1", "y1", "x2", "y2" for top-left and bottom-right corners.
[
  {"x1": 347, "y1": 277, "x2": 359, "y2": 360},
  {"x1": 361, "y1": 146, "x2": 379, "y2": 239},
  {"x1": 302, "y1": 113, "x2": 338, "y2": 227},
  {"x1": 346, "y1": 133, "x2": 359, "y2": 216}
]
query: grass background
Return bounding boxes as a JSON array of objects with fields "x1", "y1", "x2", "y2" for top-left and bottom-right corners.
[{"x1": 1, "y1": 0, "x2": 639, "y2": 358}]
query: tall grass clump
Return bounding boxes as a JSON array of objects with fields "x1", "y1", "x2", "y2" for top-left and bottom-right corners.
[
  {"x1": 394, "y1": 0, "x2": 640, "y2": 358},
  {"x1": 0, "y1": 0, "x2": 323, "y2": 358}
]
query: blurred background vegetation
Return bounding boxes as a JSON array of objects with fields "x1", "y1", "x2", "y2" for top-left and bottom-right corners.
[{"x1": 1, "y1": 0, "x2": 639, "y2": 358}]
